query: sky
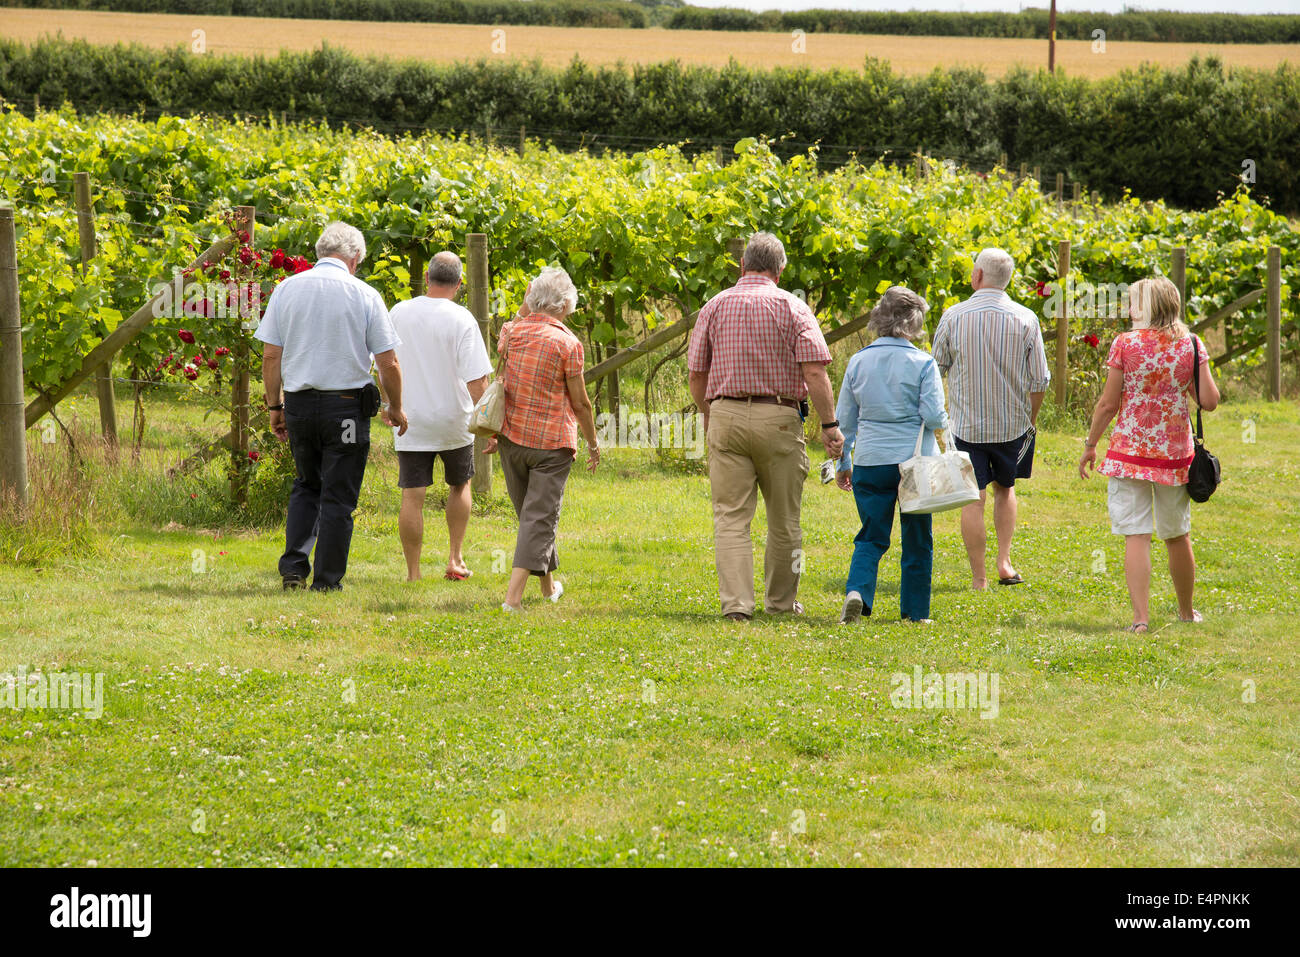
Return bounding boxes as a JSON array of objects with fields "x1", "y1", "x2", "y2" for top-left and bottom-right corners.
[{"x1": 685, "y1": 2, "x2": 1300, "y2": 14}]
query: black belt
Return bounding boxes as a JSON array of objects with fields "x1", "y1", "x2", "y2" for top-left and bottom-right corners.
[{"x1": 712, "y1": 395, "x2": 800, "y2": 410}]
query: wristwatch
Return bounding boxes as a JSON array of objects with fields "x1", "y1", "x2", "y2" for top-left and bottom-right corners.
[
  {"x1": 822, "y1": 420, "x2": 839, "y2": 430},
  {"x1": 267, "y1": 403, "x2": 284, "y2": 411}
]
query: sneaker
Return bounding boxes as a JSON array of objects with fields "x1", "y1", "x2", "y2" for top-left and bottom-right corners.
[
  {"x1": 839, "y1": 591, "x2": 864, "y2": 625},
  {"x1": 546, "y1": 581, "x2": 564, "y2": 604},
  {"x1": 282, "y1": 575, "x2": 306, "y2": 590},
  {"x1": 902, "y1": 617, "x2": 934, "y2": 625},
  {"x1": 502, "y1": 602, "x2": 521, "y2": 614},
  {"x1": 724, "y1": 612, "x2": 752, "y2": 623}
]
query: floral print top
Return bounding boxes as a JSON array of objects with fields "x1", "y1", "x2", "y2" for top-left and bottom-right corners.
[{"x1": 1099, "y1": 329, "x2": 1208, "y2": 486}]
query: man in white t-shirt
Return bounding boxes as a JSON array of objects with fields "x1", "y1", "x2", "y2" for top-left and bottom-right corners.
[{"x1": 384, "y1": 252, "x2": 493, "y2": 581}]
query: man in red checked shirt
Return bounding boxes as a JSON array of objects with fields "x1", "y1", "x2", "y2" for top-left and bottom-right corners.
[{"x1": 687, "y1": 232, "x2": 844, "y2": 623}]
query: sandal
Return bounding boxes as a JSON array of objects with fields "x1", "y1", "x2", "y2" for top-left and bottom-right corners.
[
  {"x1": 1126, "y1": 622, "x2": 1149, "y2": 634},
  {"x1": 1178, "y1": 610, "x2": 1203, "y2": 623}
]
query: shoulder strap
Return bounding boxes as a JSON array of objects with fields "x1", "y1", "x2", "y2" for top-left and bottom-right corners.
[
  {"x1": 1189, "y1": 335, "x2": 1204, "y2": 443},
  {"x1": 913, "y1": 423, "x2": 926, "y2": 458}
]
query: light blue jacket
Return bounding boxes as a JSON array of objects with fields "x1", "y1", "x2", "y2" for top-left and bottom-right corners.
[{"x1": 837, "y1": 337, "x2": 949, "y2": 470}]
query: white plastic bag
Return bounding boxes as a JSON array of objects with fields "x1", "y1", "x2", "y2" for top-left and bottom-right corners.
[
  {"x1": 468, "y1": 378, "x2": 505, "y2": 437},
  {"x1": 898, "y1": 424, "x2": 980, "y2": 514}
]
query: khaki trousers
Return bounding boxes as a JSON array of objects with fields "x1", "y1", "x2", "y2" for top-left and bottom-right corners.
[{"x1": 706, "y1": 399, "x2": 810, "y2": 616}]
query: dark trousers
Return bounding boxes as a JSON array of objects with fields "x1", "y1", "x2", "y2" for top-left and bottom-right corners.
[
  {"x1": 847, "y1": 464, "x2": 934, "y2": 620},
  {"x1": 280, "y1": 390, "x2": 370, "y2": 590},
  {"x1": 498, "y1": 436, "x2": 573, "y2": 576}
]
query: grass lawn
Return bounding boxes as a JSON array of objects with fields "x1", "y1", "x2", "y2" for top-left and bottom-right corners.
[{"x1": 1, "y1": 388, "x2": 1297, "y2": 867}]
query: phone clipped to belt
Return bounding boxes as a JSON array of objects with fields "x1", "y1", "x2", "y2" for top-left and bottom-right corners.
[{"x1": 361, "y1": 381, "x2": 382, "y2": 418}]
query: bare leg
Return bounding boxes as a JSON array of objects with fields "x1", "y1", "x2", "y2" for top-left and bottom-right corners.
[
  {"x1": 1165, "y1": 533, "x2": 1197, "y2": 620},
  {"x1": 538, "y1": 571, "x2": 556, "y2": 598},
  {"x1": 505, "y1": 567, "x2": 531, "y2": 609},
  {"x1": 399, "y1": 486, "x2": 427, "y2": 582},
  {"x1": 445, "y1": 481, "x2": 471, "y2": 577},
  {"x1": 992, "y1": 482, "x2": 1018, "y2": 580},
  {"x1": 1125, "y1": 533, "x2": 1152, "y2": 627},
  {"x1": 960, "y1": 491, "x2": 988, "y2": 589}
]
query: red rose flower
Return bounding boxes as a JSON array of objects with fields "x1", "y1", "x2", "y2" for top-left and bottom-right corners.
[
  {"x1": 220, "y1": 269, "x2": 231, "y2": 281},
  {"x1": 270, "y1": 249, "x2": 286, "y2": 269},
  {"x1": 248, "y1": 450, "x2": 260, "y2": 462},
  {"x1": 208, "y1": 358, "x2": 218, "y2": 370},
  {"x1": 215, "y1": 346, "x2": 230, "y2": 357},
  {"x1": 183, "y1": 364, "x2": 199, "y2": 381},
  {"x1": 178, "y1": 329, "x2": 196, "y2": 344},
  {"x1": 292, "y1": 257, "x2": 312, "y2": 274},
  {"x1": 239, "y1": 247, "x2": 255, "y2": 265}
]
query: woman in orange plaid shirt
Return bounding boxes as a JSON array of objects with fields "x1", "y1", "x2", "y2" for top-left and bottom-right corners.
[{"x1": 485, "y1": 268, "x2": 601, "y2": 612}]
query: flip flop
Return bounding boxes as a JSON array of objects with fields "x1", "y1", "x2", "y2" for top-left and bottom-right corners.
[
  {"x1": 998, "y1": 574, "x2": 1025, "y2": 586},
  {"x1": 444, "y1": 568, "x2": 472, "y2": 581}
]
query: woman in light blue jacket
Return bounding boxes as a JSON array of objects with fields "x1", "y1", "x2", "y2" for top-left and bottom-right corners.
[{"x1": 835, "y1": 286, "x2": 949, "y2": 624}]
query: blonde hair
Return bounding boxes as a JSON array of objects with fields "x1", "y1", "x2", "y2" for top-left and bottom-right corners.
[{"x1": 1130, "y1": 277, "x2": 1188, "y2": 338}]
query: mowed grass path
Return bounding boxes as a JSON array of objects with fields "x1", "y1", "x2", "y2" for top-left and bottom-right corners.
[
  {"x1": 2, "y1": 9, "x2": 1299, "y2": 76},
  {"x1": 1, "y1": 397, "x2": 1298, "y2": 866}
]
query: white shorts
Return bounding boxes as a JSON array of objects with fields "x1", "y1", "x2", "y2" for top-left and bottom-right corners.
[{"x1": 1108, "y1": 476, "x2": 1191, "y2": 541}]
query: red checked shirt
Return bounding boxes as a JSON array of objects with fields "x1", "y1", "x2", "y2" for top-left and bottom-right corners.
[
  {"x1": 687, "y1": 275, "x2": 831, "y2": 400},
  {"x1": 499, "y1": 314, "x2": 585, "y2": 453}
]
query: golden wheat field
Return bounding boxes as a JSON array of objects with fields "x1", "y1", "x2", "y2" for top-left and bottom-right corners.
[{"x1": 1, "y1": 8, "x2": 1298, "y2": 76}]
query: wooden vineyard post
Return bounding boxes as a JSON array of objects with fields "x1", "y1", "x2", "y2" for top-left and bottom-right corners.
[
  {"x1": 1055, "y1": 239, "x2": 1070, "y2": 409},
  {"x1": 1072, "y1": 182, "x2": 1082, "y2": 205},
  {"x1": 1170, "y1": 247, "x2": 1187, "y2": 321},
  {"x1": 1055, "y1": 172, "x2": 1064, "y2": 207},
  {"x1": 75, "y1": 173, "x2": 118, "y2": 449},
  {"x1": 409, "y1": 248, "x2": 425, "y2": 300},
  {"x1": 518, "y1": 125, "x2": 526, "y2": 154},
  {"x1": 998, "y1": 152, "x2": 1007, "y2": 171},
  {"x1": 230, "y1": 205, "x2": 255, "y2": 506},
  {"x1": 0, "y1": 207, "x2": 27, "y2": 510},
  {"x1": 467, "y1": 232, "x2": 492, "y2": 496},
  {"x1": 728, "y1": 237, "x2": 746, "y2": 281},
  {"x1": 1267, "y1": 244, "x2": 1282, "y2": 401},
  {"x1": 1033, "y1": 166, "x2": 1042, "y2": 191},
  {"x1": 1018, "y1": 162, "x2": 1028, "y2": 184},
  {"x1": 602, "y1": 255, "x2": 619, "y2": 416}
]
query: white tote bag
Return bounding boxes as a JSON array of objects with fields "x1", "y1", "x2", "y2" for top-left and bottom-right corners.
[
  {"x1": 898, "y1": 424, "x2": 981, "y2": 514},
  {"x1": 468, "y1": 378, "x2": 505, "y2": 437}
]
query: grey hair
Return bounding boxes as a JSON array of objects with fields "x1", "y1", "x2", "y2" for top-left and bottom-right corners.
[
  {"x1": 315, "y1": 221, "x2": 367, "y2": 263},
  {"x1": 523, "y1": 267, "x2": 578, "y2": 318},
  {"x1": 973, "y1": 247, "x2": 1014, "y2": 290},
  {"x1": 867, "y1": 286, "x2": 929, "y2": 341},
  {"x1": 741, "y1": 231, "x2": 787, "y2": 276},
  {"x1": 427, "y1": 251, "x2": 462, "y2": 286}
]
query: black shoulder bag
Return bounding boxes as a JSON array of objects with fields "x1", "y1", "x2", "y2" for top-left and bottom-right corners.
[{"x1": 1186, "y1": 335, "x2": 1220, "y2": 503}]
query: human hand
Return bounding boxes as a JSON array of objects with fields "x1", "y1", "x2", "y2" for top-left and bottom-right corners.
[
  {"x1": 388, "y1": 406, "x2": 408, "y2": 436},
  {"x1": 1078, "y1": 445, "x2": 1096, "y2": 479},
  {"x1": 269, "y1": 409, "x2": 288, "y2": 442},
  {"x1": 379, "y1": 408, "x2": 392, "y2": 427},
  {"x1": 586, "y1": 444, "x2": 600, "y2": 473},
  {"x1": 822, "y1": 426, "x2": 844, "y2": 460},
  {"x1": 836, "y1": 469, "x2": 852, "y2": 491},
  {"x1": 484, "y1": 436, "x2": 498, "y2": 455}
]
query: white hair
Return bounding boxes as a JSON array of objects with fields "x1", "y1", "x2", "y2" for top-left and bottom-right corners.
[
  {"x1": 742, "y1": 231, "x2": 787, "y2": 276},
  {"x1": 973, "y1": 247, "x2": 1014, "y2": 290},
  {"x1": 868, "y1": 286, "x2": 929, "y2": 341},
  {"x1": 524, "y1": 267, "x2": 578, "y2": 318},
  {"x1": 315, "y1": 221, "x2": 367, "y2": 263}
]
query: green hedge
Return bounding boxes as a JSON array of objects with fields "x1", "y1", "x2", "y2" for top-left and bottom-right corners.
[
  {"x1": 2, "y1": 39, "x2": 1296, "y2": 212},
  {"x1": 667, "y1": 8, "x2": 1300, "y2": 43},
  {"x1": 0, "y1": 0, "x2": 649, "y2": 28}
]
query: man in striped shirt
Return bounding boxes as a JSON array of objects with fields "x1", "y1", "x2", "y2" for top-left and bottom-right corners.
[{"x1": 932, "y1": 248, "x2": 1050, "y2": 590}]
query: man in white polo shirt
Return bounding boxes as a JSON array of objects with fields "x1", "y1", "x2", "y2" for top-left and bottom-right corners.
[
  {"x1": 385, "y1": 252, "x2": 492, "y2": 582},
  {"x1": 256, "y1": 221, "x2": 407, "y2": 592}
]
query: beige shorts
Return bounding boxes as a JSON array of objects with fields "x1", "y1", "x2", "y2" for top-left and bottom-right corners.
[{"x1": 1108, "y1": 476, "x2": 1191, "y2": 540}]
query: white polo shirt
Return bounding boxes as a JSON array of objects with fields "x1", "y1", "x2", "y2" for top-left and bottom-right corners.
[
  {"x1": 388, "y1": 296, "x2": 493, "y2": 452},
  {"x1": 254, "y1": 257, "x2": 400, "y2": 392}
]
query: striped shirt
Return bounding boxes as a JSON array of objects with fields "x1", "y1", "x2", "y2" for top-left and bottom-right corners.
[{"x1": 932, "y1": 288, "x2": 1050, "y2": 444}]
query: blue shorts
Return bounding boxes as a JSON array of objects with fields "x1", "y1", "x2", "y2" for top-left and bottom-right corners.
[{"x1": 953, "y1": 429, "x2": 1035, "y2": 489}]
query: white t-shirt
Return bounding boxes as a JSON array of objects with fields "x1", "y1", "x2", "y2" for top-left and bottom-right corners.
[{"x1": 388, "y1": 297, "x2": 493, "y2": 452}]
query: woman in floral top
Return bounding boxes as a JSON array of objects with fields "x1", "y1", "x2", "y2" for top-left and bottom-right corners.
[{"x1": 1079, "y1": 277, "x2": 1220, "y2": 633}]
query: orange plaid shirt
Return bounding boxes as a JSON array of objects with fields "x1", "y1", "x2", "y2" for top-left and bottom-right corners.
[{"x1": 499, "y1": 314, "x2": 585, "y2": 452}]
